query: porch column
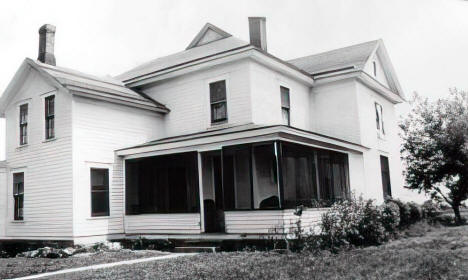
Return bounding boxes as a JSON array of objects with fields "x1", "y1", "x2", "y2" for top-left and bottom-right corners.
[{"x1": 197, "y1": 152, "x2": 205, "y2": 232}]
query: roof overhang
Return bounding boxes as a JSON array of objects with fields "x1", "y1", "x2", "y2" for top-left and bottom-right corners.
[
  {"x1": 123, "y1": 47, "x2": 314, "y2": 88},
  {"x1": 116, "y1": 125, "x2": 368, "y2": 159},
  {"x1": 313, "y1": 69, "x2": 405, "y2": 104}
]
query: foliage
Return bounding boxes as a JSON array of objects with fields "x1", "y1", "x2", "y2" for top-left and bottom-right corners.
[
  {"x1": 421, "y1": 200, "x2": 442, "y2": 220},
  {"x1": 389, "y1": 198, "x2": 412, "y2": 228},
  {"x1": 407, "y1": 202, "x2": 423, "y2": 224},
  {"x1": 400, "y1": 89, "x2": 468, "y2": 225},
  {"x1": 380, "y1": 201, "x2": 400, "y2": 233},
  {"x1": 320, "y1": 197, "x2": 387, "y2": 249}
]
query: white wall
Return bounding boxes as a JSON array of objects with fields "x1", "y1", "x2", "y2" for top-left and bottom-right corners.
[
  {"x1": 0, "y1": 167, "x2": 6, "y2": 238},
  {"x1": 3, "y1": 68, "x2": 73, "y2": 239},
  {"x1": 142, "y1": 60, "x2": 252, "y2": 137},
  {"x1": 311, "y1": 79, "x2": 362, "y2": 144},
  {"x1": 249, "y1": 61, "x2": 311, "y2": 130},
  {"x1": 72, "y1": 96, "x2": 164, "y2": 242},
  {"x1": 363, "y1": 54, "x2": 390, "y2": 87}
]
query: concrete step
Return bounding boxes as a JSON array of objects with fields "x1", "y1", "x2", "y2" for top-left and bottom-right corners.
[{"x1": 173, "y1": 246, "x2": 219, "y2": 253}]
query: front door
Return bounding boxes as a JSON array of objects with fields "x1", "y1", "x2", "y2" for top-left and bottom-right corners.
[{"x1": 201, "y1": 152, "x2": 225, "y2": 233}]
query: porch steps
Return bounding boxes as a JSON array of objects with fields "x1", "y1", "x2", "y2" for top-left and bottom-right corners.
[{"x1": 173, "y1": 246, "x2": 219, "y2": 253}]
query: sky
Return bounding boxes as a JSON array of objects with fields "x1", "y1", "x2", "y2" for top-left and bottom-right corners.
[{"x1": 1, "y1": 0, "x2": 468, "y2": 160}]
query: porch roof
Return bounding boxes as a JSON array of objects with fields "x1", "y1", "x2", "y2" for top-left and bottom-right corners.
[{"x1": 116, "y1": 124, "x2": 369, "y2": 158}]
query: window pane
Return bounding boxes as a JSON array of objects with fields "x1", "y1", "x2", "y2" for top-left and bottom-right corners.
[
  {"x1": 211, "y1": 102, "x2": 227, "y2": 122},
  {"x1": 20, "y1": 104, "x2": 28, "y2": 124},
  {"x1": 282, "y1": 108, "x2": 290, "y2": 125},
  {"x1": 91, "y1": 191, "x2": 109, "y2": 216},
  {"x1": 91, "y1": 169, "x2": 109, "y2": 187},
  {"x1": 223, "y1": 146, "x2": 252, "y2": 210},
  {"x1": 281, "y1": 86, "x2": 290, "y2": 108},
  {"x1": 210, "y1": 80, "x2": 226, "y2": 103},
  {"x1": 380, "y1": 156, "x2": 392, "y2": 198},
  {"x1": 46, "y1": 96, "x2": 55, "y2": 116},
  {"x1": 252, "y1": 144, "x2": 279, "y2": 209},
  {"x1": 375, "y1": 104, "x2": 380, "y2": 130},
  {"x1": 13, "y1": 173, "x2": 24, "y2": 220}
]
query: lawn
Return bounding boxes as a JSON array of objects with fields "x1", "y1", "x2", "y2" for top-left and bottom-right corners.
[
  {"x1": 0, "y1": 250, "x2": 167, "y2": 279},
  {"x1": 49, "y1": 223, "x2": 468, "y2": 280}
]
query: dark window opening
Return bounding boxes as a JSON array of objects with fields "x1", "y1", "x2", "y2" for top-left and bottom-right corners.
[
  {"x1": 210, "y1": 80, "x2": 227, "y2": 123},
  {"x1": 375, "y1": 102, "x2": 384, "y2": 135},
  {"x1": 45, "y1": 95, "x2": 55, "y2": 139},
  {"x1": 373, "y1": 61, "x2": 377, "y2": 77},
  {"x1": 380, "y1": 156, "x2": 392, "y2": 199},
  {"x1": 281, "y1": 86, "x2": 290, "y2": 126},
  {"x1": 125, "y1": 152, "x2": 200, "y2": 214},
  {"x1": 223, "y1": 145, "x2": 253, "y2": 210},
  {"x1": 91, "y1": 168, "x2": 109, "y2": 217},
  {"x1": 13, "y1": 173, "x2": 24, "y2": 220},
  {"x1": 316, "y1": 149, "x2": 350, "y2": 204},
  {"x1": 19, "y1": 104, "x2": 28, "y2": 145}
]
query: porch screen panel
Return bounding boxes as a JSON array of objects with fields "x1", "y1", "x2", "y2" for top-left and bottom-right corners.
[
  {"x1": 281, "y1": 142, "x2": 318, "y2": 208},
  {"x1": 125, "y1": 152, "x2": 199, "y2": 214},
  {"x1": 317, "y1": 150, "x2": 350, "y2": 203},
  {"x1": 223, "y1": 145, "x2": 252, "y2": 210},
  {"x1": 252, "y1": 143, "x2": 279, "y2": 209}
]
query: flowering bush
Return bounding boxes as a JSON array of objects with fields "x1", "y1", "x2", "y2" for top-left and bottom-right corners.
[
  {"x1": 320, "y1": 197, "x2": 387, "y2": 249},
  {"x1": 381, "y1": 201, "x2": 400, "y2": 233},
  {"x1": 389, "y1": 199, "x2": 412, "y2": 228}
]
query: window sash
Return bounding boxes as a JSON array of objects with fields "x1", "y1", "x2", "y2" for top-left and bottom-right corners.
[
  {"x1": 280, "y1": 86, "x2": 290, "y2": 108},
  {"x1": 210, "y1": 80, "x2": 227, "y2": 123},
  {"x1": 91, "y1": 168, "x2": 109, "y2": 217},
  {"x1": 45, "y1": 96, "x2": 55, "y2": 139},
  {"x1": 282, "y1": 108, "x2": 290, "y2": 126},
  {"x1": 13, "y1": 173, "x2": 24, "y2": 220},
  {"x1": 19, "y1": 104, "x2": 28, "y2": 145},
  {"x1": 375, "y1": 103, "x2": 384, "y2": 134}
]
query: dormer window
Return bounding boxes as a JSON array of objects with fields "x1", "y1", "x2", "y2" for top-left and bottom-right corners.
[
  {"x1": 210, "y1": 80, "x2": 227, "y2": 124},
  {"x1": 19, "y1": 104, "x2": 28, "y2": 145},
  {"x1": 375, "y1": 102, "x2": 385, "y2": 136},
  {"x1": 45, "y1": 95, "x2": 55, "y2": 139}
]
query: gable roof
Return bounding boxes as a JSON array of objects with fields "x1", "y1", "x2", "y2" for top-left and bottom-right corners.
[
  {"x1": 287, "y1": 40, "x2": 379, "y2": 76},
  {"x1": 0, "y1": 58, "x2": 169, "y2": 116},
  {"x1": 186, "y1": 23, "x2": 232, "y2": 50},
  {"x1": 117, "y1": 35, "x2": 249, "y2": 83},
  {"x1": 288, "y1": 39, "x2": 404, "y2": 99}
]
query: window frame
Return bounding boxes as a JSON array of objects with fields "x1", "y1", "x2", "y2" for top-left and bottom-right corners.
[
  {"x1": 19, "y1": 103, "x2": 28, "y2": 146},
  {"x1": 380, "y1": 155, "x2": 392, "y2": 199},
  {"x1": 375, "y1": 102, "x2": 385, "y2": 137},
  {"x1": 90, "y1": 167, "x2": 110, "y2": 218},
  {"x1": 12, "y1": 171, "x2": 25, "y2": 221},
  {"x1": 280, "y1": 86, "x2": 290, "y2": 126},
  {"x1": 209, "y1": 80, "x2": 228, "y2": 124},
  {"x1": 44, "y1": 95, "x2": 55, "y2": 140}
]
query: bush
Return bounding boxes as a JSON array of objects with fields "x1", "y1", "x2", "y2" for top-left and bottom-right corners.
[
  {"x1": 320, "y1": 197, "x2": 387, "y2": 250},
  {"x1": 421, "y1": 200, "x2": 442, "y2": 220},
  {"x1": 389, "y1": 199, "x2": 412, "y2": 228},
  {"x1": 407, "y1": 202, "x2": 423, "y2": 224},
  {"x1": 380, "y1": 201, "x2": 400, "y2": 233}
]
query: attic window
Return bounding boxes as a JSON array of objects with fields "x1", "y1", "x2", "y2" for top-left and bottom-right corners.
[
  {"x1": 19, "y1": 104, "x2": 28, "y2": 145},
  {"x1": 373, "y1": 61, "x2": 377, "y2": 77}
]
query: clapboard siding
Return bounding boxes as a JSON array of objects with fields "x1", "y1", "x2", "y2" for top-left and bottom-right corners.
[
  {"x1": 225, "y1": 209, "x2": 326, "y2": 234},
  {"x1": 142, "y1": 60, "x2": 252, "y2": 137},
  {"x1": 72, "y1": 96, "x2": 164, "y2": 239},
  {"x1": 0, "y1": 168, "x2": 6, "y2": 237},
  {"x1": 4, "y1": 68, "x2": 73, "y2": 238},
  {"x1": 125, "y1": 214, "x2": 201, "y2": 234}
]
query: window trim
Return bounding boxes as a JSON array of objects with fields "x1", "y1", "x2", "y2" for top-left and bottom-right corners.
[
  {"x1": 88, "y1": 163, "x2": 112, "y2": 218},
  {"x1": 280, "y1": 86, "x2": 291, "y2": 126},
  {"x1": 44, "y1": 95, "x2": 55, "y2": 140},
  {"x1": 18, "y1": 103, "x2": 29, "y2": 146},
  {"x1": 10, "y1": 169, "x2": 26, "y2": 222}
]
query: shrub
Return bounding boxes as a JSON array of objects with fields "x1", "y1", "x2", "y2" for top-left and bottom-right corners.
[
  {"x1": 421, "y1": 200, "x2": 442, "y2": 220},
  {"x1": 407, "y1": 202, "x2": 423, "y2": 224},
  {"x1": 389, "y1": 199, "x2": 412, "y2": 228},
  {"x1": 380, "y1": 201, "x2": 400, "y2": 233},
  {"x1": 320, "y1": 197, "x2": 387, "y2": 250}
]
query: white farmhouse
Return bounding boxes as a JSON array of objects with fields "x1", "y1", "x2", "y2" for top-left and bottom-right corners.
[{"x1": 0, "y1": 18, "x2": 411, "y2": 244}]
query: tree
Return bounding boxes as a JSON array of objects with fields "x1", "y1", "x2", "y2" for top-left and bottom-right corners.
[{"x1": 400, "y1": 89, "x2": 468, "y2": 225}]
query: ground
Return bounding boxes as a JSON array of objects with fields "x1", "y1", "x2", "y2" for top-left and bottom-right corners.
[{"x1": 0, "y1": 222, "x2": 464, "y2": 280}]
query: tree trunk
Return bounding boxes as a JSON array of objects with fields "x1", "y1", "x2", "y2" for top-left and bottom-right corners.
[{"x1": 452, "y1": 203, "x2": 463, "y2": 226}]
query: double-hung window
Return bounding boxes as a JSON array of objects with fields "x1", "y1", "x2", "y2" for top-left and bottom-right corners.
[
  {"x1": 281, "y1": 86, "x2": 290, "y2": 125},
  {"x1": 380, "y1": 156, "x2": 392, "y2": 199},
  {"x1": 19, "y1": 104, "x2": 28, "y2": 145},
  {"x1": 91, "y1": 168, "x2": 110, "y2": 217},
  {"x1": 210, "y1": 80, "x2": 227, "y2": 124},
  {"x1": 13, "y1": 173, "x2": 24, "y2": 220},
  {"x1": 375, "y1": 102, "x2": 384, "y2": 136},
  {"x1": 45, "y1": 95, "x2": 55, "y2": 139}
]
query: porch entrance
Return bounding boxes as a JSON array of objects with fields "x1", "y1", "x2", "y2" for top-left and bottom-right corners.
[{"x1": 201, "y1": 151, "x2": 225, "y2": 233}]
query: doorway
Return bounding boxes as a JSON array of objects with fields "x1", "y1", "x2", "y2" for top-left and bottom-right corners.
[{"x1": 201, "y1": 151, "x2": 225, "y2": 233}]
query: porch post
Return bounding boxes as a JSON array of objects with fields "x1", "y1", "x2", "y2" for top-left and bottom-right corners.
[
  {"x1": 197, "y1": 152, "x2": 205, "y2": 233},
  {"x1": 274, "y1": 141, "x2": 283, "y2": 209}
]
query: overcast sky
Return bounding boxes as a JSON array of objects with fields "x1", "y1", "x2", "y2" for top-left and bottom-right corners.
[{"x1": 1, "y1": 0, "x2": 468, "y2": 160}]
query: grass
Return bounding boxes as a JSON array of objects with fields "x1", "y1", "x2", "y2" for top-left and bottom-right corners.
[
  {"x1": 49, "y1": 223, "x2": 468, "y2": 280},
  {"x1": 0, "y1": 250, "x2": 167, "y2": 279}
]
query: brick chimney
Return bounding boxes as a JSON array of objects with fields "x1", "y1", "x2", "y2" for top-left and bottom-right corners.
[
  {"x1": 38, "y1": 24, "x2": 56, "y2": 66},
  {"x1": 248, "y1": 17, "x2": 267, "y2": 52}
]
